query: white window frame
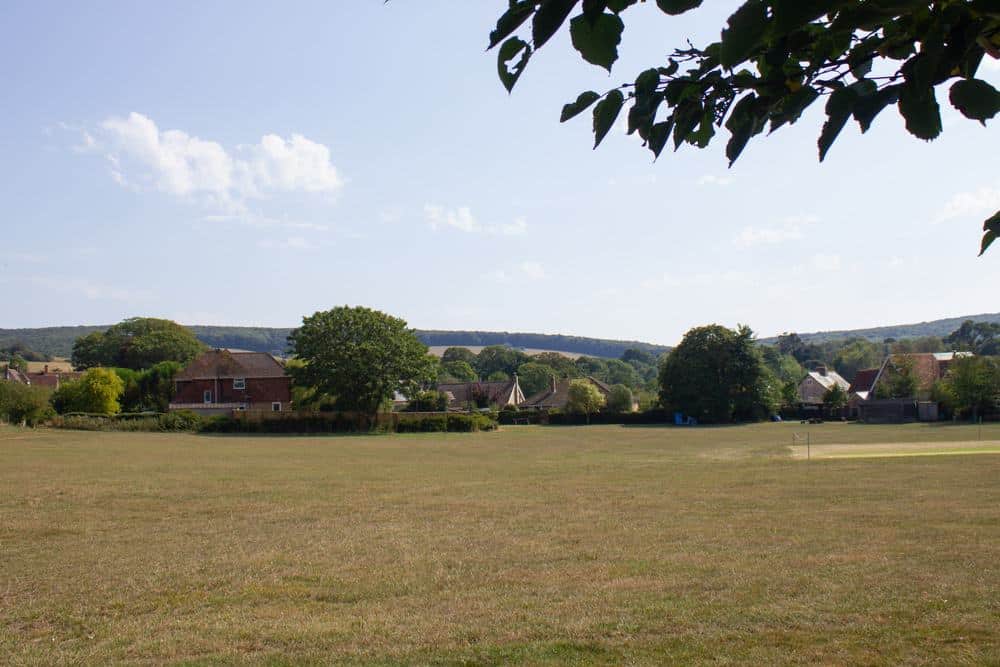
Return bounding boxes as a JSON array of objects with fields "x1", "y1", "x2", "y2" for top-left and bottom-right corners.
[
  {"x1": 271, "y1": 402, "x2": 281, "y2": 412},
  {"x1": 233, "y1": 377, "x2": 246, "y2": 390},
  {"x1": 203, "y1": 390, "x2": 212, "y2": 404}
]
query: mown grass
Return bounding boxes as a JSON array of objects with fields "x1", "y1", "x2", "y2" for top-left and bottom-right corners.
[{"x1": 1, "y1": 422, "x2": 998, "y2": 665}]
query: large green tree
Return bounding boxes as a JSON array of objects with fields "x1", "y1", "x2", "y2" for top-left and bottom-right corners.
[
  {"x1": 71, "y1": 318, "x2": 205, "y2": 370},
  {"x1": 488, "y1": 1, "x2": 1000, "y2": 253},
  {"x1": 941, "y1": 355, "x2": 1000, "y2": 419},
  {"x1": 52, "y1": 367, "x2": 125, "y2": 415},
  {"x1": 517, "y1": 361, "x2": 559, "y2": 396},
  {"x1": 474, "y1": 345, "x2": 531, "y2": 379},
  {"x1": 565, "y1": 379, "x2": 606, "y2": 421},
  {"x1": 659, "y1": 324, "x2": 778, "y2": 422},
  {"x1": 288, "y1": 307, "x2": 434, "y2": 423}
]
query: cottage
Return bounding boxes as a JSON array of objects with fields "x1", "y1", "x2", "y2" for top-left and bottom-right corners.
[
  {"x1": 437, "y1": 377, "x2": 525, "y2": 410},
  {"x1": 796, "y1": 366, "x2": 850, "y2": 405},
  {"x1": 169, "y1": 349, "x2": 291, "y2": 415},
  {"x1": 519, "y1": 376, "x2": 620, "y2": 410},
  {"x1": 2, "y1": 366, "x2": 30, "y2": 384},
  {"x1": 857, "y1": 352, "x2": 972, "y2": 422}
]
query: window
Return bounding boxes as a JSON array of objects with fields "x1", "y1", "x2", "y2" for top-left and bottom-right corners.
[
  {"x1": 203, "y1": 390, "x2": 212, "y2": 404},
  {"x1": 233, "y1": 377, "x2": 246, "y2": 390},
  {"x1": 271, "y1": 402, "x2": 281, "y2": 412}
]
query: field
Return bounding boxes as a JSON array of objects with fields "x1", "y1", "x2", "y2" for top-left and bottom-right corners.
[
  {"x1": 2, "y1": 423, "x2": 999, "y2": 665},
  {"x1": 426, "y1": 346, "x2": 581, "y2": 359}
]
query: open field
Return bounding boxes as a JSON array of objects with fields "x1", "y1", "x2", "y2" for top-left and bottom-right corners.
[
  {"x1": 2, "y1": 422, "x2": 999, "y2": 665},
  {"x1": 426, "y1": 346, "x2": 581, "y2": 359}
]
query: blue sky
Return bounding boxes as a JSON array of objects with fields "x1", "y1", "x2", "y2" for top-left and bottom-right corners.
[{"x1": 1, "y1": 1, "x2": 997, "y2": 345}]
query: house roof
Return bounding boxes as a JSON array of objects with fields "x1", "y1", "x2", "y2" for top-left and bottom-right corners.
[
  {"x1": 437, "y1": 379, "x2": 520, "y2": 405},
  {"x1": 521, "y1": 376, "x2": 611, "y2": 409},
  {"x1": 175, "y1": 349, "x2": 287, "y2": 381},
  {"x1": 805, "y1": 369, "x2": 850, "y2": 392},
  {"x1": 848, "y1": 368, "x2": 879, "y2": 395},
  {"x1": 26, "y1": 370, "x2": 82, "y2": 388},
  {"x1": 2, "y1": 367, "x2": 30, "y2": 384}
]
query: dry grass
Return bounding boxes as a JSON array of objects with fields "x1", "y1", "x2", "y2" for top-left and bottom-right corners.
[
  {"x1": 1, "y1": 422, "x2": 998, "y2": 665},
  {"x1": 426, "y1": 347, "x2": 580, "y2": 359}
]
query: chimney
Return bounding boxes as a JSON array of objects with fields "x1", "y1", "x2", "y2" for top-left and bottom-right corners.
[
  {"x1": 550, "y1": 376, "x2": 557, "y2": 393},
  {"x1": 817, "y1": 365, "x2": 827, "y2": 376},
  {"x1": 43, "y1": 364, "x2": 49, "y2": 374}
]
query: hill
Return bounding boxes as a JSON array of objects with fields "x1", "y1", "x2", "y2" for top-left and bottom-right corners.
[
  {"x1": 757, "y1": 312, "x2": 1000, "y2": 345},
  {"x1": 0, "y1": 325, "x2": 670, "y2": 360}
]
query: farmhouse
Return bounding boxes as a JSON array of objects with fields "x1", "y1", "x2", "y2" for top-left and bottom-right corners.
[
  {"x1": 437, "y1": 377, "x2": 525, "y2": 410},
  {"x1": 520, "y1": 376, "x2": 622, "y2": 410},
  {"x1": 1, "y1": 364, "x2": 80, "y2": 389},
  {"x1": 169, "y1": 349, "x2": 291, "y2": 415},
  {"x1": 796, "y1": 366, "x2": 850, "y2": 405}
]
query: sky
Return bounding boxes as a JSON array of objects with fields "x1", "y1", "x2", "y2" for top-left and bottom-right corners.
[{"x1": 1, "y1": 1, "x2": 998, "y2": 346}]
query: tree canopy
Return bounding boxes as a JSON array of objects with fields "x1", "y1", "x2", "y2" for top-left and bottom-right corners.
[
  {"x1": 489, "y1": 1, "x2": 1000, "y2": 253},
  {"x1": 659, "y1": 324, "x2": 777, "y2": 422},
  {"x1": 565, "y1": 379, "x2": 606, "y2": 418},
  {"x1": 71, "y1": 318, "x2": 205, "y2": 371},
  {"x1": 288, "y1": 306, "x2": 434, "y2": 420}
]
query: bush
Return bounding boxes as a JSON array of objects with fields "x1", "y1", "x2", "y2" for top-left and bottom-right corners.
[
  {"x1": 0, "y1": 382, "x2": 54, "y2": 426},
  {"x1": 159, "y1": 410, "x2": 203, "y2": 432},
  {"x1": 397, "y1": 415, "x2": 448, "y2": 432}
]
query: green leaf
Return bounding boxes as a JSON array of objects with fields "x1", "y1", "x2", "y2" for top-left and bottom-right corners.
[
  {"x1": 672, "y1": 100, "x2": 702, "y2": 150},
  {"x1": 592, "y1": 89, "x2": 624, "y2": 148},
  {"x1": 981, "y1": 211, "x2": 1000, "y2": 256},
  {"x1": 771, "y1": 0, "x2": 837, "y2": 37},
  {"x1": 655, "y1": 0, "x2": 701, "y2": 15},
  {"x1": 560, "y1": 91, "x2": 601, "y2": 122},
  {"x1": 852, "y1": 84, "x2": 900, "y2": 133},
  {"x1": 720, "y1": 1, "x2": 767, "y2": 69},
  {"x1": 898, "y1": 83, "x2": 942, "y2": 141},
  {"x1": 569, "y1": 12, "x2": 624, "y2": 72},
  {"x1": 497, "y1": 37, "x2": 532, "y2": 92},
  {"x1": 646, "y1": 120, "x2": 673, "y2": 158},
  {"x1": 488, "y1": 1, "x2": 535, "y2": 49},
  {"x1": 818, "y1": 85, "x2": 857, "y2": 161},
  {"x1": 532, "y1": 0, "x2": 577, "y2": 49},
  {"x1": 725, "y1": 93, "x2": 760, "y2": 165},
  {"x1": 949, "y1": 79, "x2": 1000, "y2": 125}
]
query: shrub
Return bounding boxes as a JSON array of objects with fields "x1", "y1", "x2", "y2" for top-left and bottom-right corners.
[
  {"x1": 397, "y1": 415, "x2": 448, "y2": 432},
  {"x1": 0, "y1": 382, "x2": 54, "y2": 426},
  {"x1": 159, "y1": 410, "x2": 203, "y2": 432}
]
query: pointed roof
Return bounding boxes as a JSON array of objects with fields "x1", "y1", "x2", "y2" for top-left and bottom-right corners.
[
  {"x1": 175, "y1": 349, "x2": 287, "y2": 381},
  {"x1": 521, "y1": 376, "x2": 610, "y2": 409}
]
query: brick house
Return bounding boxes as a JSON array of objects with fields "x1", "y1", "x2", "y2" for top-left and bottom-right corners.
[
  {"x1": 520, "y1": 376, "x2": 628, "y2": 410},
  {"x1": 169, "y1": 349, "x2": 291, "y2": 415},
  {"x1": 796, "y1": 366, "x2": 850, "y2": 405}
]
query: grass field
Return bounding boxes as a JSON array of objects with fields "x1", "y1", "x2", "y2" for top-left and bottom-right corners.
[{"x1": 2, "y1": 422, "x2": 999, "y2": 665}]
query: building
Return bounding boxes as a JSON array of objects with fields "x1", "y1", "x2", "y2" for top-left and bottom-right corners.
[
  {"x1": 520, "y1": 376, "x2": 622, "y2": 410},
  {"x1": 169, "y1": 349, "x2": 291, "y2": 415},
  {"x1": 856, "y1": 352, "x2": 972, "y2": 422},
  {"x1": 1, "y1": 364, "x2": 81, "y2": 390},
  {"x1": 437, "y1": 377, "x2": 525, "y2": 410},
  {"x1": 2, "y1": 366, "x2": 30, "y2": 384},
  {"x1": 796, "y1": 366, "x2": 850, "y2": 406}
]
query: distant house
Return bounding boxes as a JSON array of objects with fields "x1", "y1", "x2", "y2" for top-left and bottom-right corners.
[
  {"x1": 437, "y1": 377, "x2": 525, "y2": 410},
  {"x1": 857, "y1": 352, "x2": 972, "y2": 422},
  {"x1": 1, "y1": 364, "x2": 81, "y2": 390},
  {"x1": 169, "y1": 349, "x2": 291, "y2": 415},
  {"x1": 796, "y1": 366, "x2": 850, "y2": 405},
  {"x1": 520, "y1": 376, "x2": 625, "y2": 411},
  {"x1": 2, "y1": 366, "x2": 30, "y2": 385}
]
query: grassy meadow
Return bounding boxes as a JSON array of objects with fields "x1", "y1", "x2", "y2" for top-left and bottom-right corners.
[{"x1": 2, "y1": 422, "x2": 999, "y2": 665}]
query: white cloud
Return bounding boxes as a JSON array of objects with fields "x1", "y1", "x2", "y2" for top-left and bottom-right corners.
[
  {"x1": 698, "y1": 174, "x2": 734, "y2": 186},
  {"x1": 810, "y1": 253, "x2": 842, "y2": 272},
  {"x1": 934, "y1": 181, "x2": 1000, "y2": 224},
  {"x1": 424, "y1": 205, "x2": 528, "y2": 236},
  {"x1": 734, "y1": 215, "x2": 819, "y2": 246},
  {"x1": 486, "y1": 261, "x2": 547, "y2": 284},
  {"x1": 256, "y1": 236, "x2": 316, "y2": 250},
  {"x1": 519, "y1": 261, "x2": 546, "y2": 280},
  {"x1": 89, "y1": 112, "x2": 342, "y2": 208}
]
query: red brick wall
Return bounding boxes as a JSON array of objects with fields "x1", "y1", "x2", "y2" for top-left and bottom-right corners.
[{"x1": 174, "y1": 377, "x2": 291, "y2": 407}]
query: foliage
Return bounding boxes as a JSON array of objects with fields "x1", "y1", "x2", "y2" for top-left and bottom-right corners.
[
  {"x1": 0, "y1": 381, "x2": 54, "y2": 425},
  {"x1": 823, "y1": 384, "x2": 849, "y2": 410},
  {"x1": 517, "y1": 361, "x2": 558, "y2": 396},
  {"x1": 760, "y1": 345, "x2": 805, "y2": 383},
  {"x1": 406, "y1": 390, "x2": 449, "y2": 413},
  {"x1": 0, "y1": 341, "x2": 50, "y2": 363},
  {"x1": 606, "y1": 384, "x2": 634, "y2": 414},
  {"x1": 659, "y1": 324, "x2": 777, "y2": 423},
  {"x1": 71, "y1": 318, "x2": 205, "y2": 371},
  {"x1": 441, "y1": 347, "x2": 478, "y2": 365},
  {"x1": 940, "y1": 355, "x2": 1000, "y2": 419},
  {"x1": 52, "y1": 367, "x2": 125, "y2": 415},
  {"x1": 440, "y1": 360, "x2": 478, "y2": 383},
  {"x1": 474, "y1": 345, "x2": 531, "y2": 379},
  {"x1": 945, "y1": 319, "x2": 1000, "y2": 355},
  {"x1": 565, "y1": 379, "x2": 606, "y2": 418},
  {"x1": 531, "y1": 352, "x2": 581, "y2": 378},
  {"x1": 831, "y1": 339, "x2": 883, "y2": 381},
  {"x1": 288, "y1": 306, "x2": 434, "y2": 421},
  {"x1": 891, "y1": 336, "x2": 945, "y2": 354},
  {"x1": 874, "y1": 354, "x2": 920, "y2": 399},
  {"x1": 574, "y1": 356, "x2": 608, "y2": 378},
  {"x1": 489, "y1": 1, "x2": 1000, "y2": 252},
  {"x1": 486, "y1": 370, "x2": 511, "y2": 382}
]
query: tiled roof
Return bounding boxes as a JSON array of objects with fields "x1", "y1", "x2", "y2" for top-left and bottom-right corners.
[
  {"x1": 437, "y1": 380, "x2": 519, "y2": 405},
  {"x1": 806, "y1": 370, "x2": 850, "y2": 392},
  {"x1": 175, "y1": 349, "x2": 287, "y2": 381},
  {"x1": 2, "y1": 367, "x2": 30, "y2": 384},
  {"x1": 849, "y1": 368, "x2": 879, "y2": 394},
  {"x1": 521, "y1": 376, "x2": 610, "y2": 409}
]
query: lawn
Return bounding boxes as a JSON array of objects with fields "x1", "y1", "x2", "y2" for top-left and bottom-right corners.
[{"x1": 2, "y1": 422, "x2": 998, "y2": 665}]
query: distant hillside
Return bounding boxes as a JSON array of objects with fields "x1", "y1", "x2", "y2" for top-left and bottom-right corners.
[
  {"x1": 0, "y1": 325, "x2": 671, "y2": 360},
  {"x1": 757, "y1": 313, "x2": 1000, "y2": 345}
]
